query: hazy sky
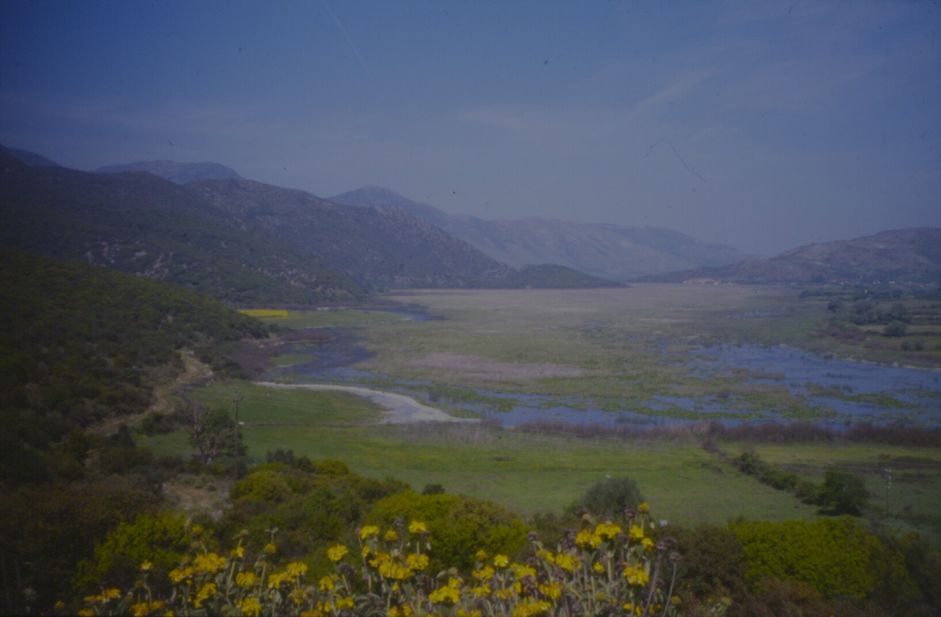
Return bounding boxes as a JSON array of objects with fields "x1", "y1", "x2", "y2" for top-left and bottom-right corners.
[{"x1": 2, "y1": 1, "x2": 939, "y2": 255}]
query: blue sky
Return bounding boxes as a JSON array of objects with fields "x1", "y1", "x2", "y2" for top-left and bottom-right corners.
[{"x1": 2, "y1": 0, "x2": 939, "y2": 254}]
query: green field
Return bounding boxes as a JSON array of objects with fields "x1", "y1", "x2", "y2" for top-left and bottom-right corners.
[
  {"x1": 144, "y1": 285, "x2": 941, "y2": 535},
  {"x1": 144, "y1": 381, "x2": 818, "y2": 523},
  {"x1": 722, "y1": 441, "x2": 941, "y2": 540}
]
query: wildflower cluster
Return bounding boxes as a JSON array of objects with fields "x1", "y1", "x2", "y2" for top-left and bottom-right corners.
[{"x1": 75, "y1": 503, "x2": 704, "y2": 616}]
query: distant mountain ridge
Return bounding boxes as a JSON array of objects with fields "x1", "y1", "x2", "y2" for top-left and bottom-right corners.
[
  {"x1": 96, "y1": 160, "x2": 243, "y2": 184},
  {"x1": 0, "y1": 148, "x2": 359, "y2": 304},
  {"x1": 329, "y1": 186, "x2": 748, "y2": 281},
  {"x1": 648, "y1": 228, "x2": 941, "y2": 285},
  {"x1": 1, "y1": 147, "x2": 618, "y2": 303},
  {"x1": 186, "y1": 177, "x2": 515, "y2": 290},
  {"x1": 4, "y1": 146, "x2": 62, "y2": 168}
]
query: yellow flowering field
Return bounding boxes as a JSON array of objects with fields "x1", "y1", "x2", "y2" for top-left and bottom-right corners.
[{"x1": 74, "y1": 505, "x2": 729, "y2": 617}]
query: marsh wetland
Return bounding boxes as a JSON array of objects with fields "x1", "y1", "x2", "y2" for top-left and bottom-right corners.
[{"x1": 142, "y1": 284, "x2": 941, "y2": 540}]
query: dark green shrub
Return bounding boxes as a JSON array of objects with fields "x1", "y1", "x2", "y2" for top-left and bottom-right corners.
[
  {"x1": 73, "y1": 511, "x2": 189, "y2": 594},
  {"x1": 816, "y1": 469, "x2": 868, "y2": 515},
  {"x1": 884, "y1": 320, "x2": 907, "y2": 337},
  {"x1": 570, "y1": 476, "x2": 643, "y2": 518},
  {"x1": 732, "y1": 518, "x2": 915, "y2": 601},
  {"x1": 673, "y1": 524, "x2": 747, "y2": 599},
  {"x1": 312, "y1": 459, "x2": 351, "y2": 476},
  {"x1": 422, "y1": 483, "x2": 445, "y2": 495},
  {"x1": 232, "y1": 468, "x2": 293, "y2": 504}
]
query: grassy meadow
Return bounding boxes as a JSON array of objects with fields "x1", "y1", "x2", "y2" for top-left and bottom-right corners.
[
  {"x1": 144, "y1": 381, "x2": 818, "y2": 523},
  {"x1": 145, "y1": 284, "x2": 941, "y2": 535}
]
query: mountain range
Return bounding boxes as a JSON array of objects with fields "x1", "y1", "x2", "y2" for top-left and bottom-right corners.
[
  {"x1": 0, "y1": 146, "x2": 613, "y2": 303},
  {"x1": 4, "y1": 145, "x2": 937, "y2": 298},
  {"x1": 647, "y1": 228, "x2": 941, "y2": 286},
  {"x1": 329, "y1": 186, "x2": 748, "y2": 281},
  {"x1": 96, "y1": 160, "x2": 243, "y2": 184}
]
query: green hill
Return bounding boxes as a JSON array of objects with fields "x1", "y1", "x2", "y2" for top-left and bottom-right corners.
[
  {"x1": 0, "y1": 149, "x2": 360, "y2": 304},
  {"x1": 0, "y1": 250, "x2": 268, "y2": 482}
]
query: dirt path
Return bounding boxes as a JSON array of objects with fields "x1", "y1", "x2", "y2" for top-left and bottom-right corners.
[{"x1": 252, "y1": 381, "x2": 478, "y2": 425}]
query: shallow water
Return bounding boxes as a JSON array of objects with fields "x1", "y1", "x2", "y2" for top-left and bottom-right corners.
[
  {"x1": 264, "y1": 318, "x2": 941, "y2": 428},
  {"x1": 688, "y1": 344, "x2": 941, "y2": 425}
]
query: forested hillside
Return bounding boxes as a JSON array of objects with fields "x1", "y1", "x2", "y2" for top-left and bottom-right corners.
[
  {"x1": 0, "y1": 250, "x2": 267, "y2": 483},
  {"x1": 0, "y1": 147, "x2": 361, "y2": 304}
]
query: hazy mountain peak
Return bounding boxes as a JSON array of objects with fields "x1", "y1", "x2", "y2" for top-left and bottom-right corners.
[
  {"x1": 1, "y1": 145, "x2": 62, "y2": 168},
  {"x1": 331, "y1": 187, "x2": 748, "y2": 281},
  {"x1": 96, "y1": 160, "x2": 242, "y2": 184},
  {"x1": 649, "y1": 227, "x2": 941, "y2": 285}
]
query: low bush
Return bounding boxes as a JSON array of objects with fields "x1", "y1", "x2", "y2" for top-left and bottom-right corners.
[{"x1": 570, "y1": 476, "x2": 644, "y2": 518}]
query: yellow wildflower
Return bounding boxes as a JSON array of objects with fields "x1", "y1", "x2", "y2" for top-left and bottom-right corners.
[
  {"x1": 359, "y1": 525, "x2": 380, "y2": 540},
  {"x1": 495, "y1": 587, "x2": 515, "y2": 600},
  {"x1": 193, "y1": 552, "x2": 226, "y2": 574},
  {"x1": 622, "y1": 601, "x2": 643, "y2": 615},
  {"x1": 335, "y1": 596, "x2": 354, "y2": 610},
  {"x1": 102, "y1": 588, "x2": 121, "y2": 601},
  {"x1": 236, "y1": 571, "x2": 258, "y2": 588},
  {"x1": 474, "y1": 549, "x2": 488, "y2": 562},
  {"x1": 629, "y1": 525, "x2": 645, "y2": 540},
  {"x1": 428, "y1": 584, "x2": 460, "y2": 605},
  {"x1": 592, "y1": 561, "x2": 605, "y2": 574},
  {"x1": 319, "y1": 575, "x2": 336, "y2": 592},
  {"x1": 268, "y1": 571, "x2": 289, "y2": 589},
  {"x1": 230, "y1": 545, "x2": 245, "y2": 559},
  {"x1": 470, "y1": 584, "x2": 491, "y2": 598},
  {"x1": 286, "y1": 561, "x2": 308, "y2": 577},
  {"x1": 623, "y1": 564, "x2": 650, "y2": 587},
  {"x1": 511, "y1": 598, "x2": 552, "y2": 617},
  {"x1": 131, "y1": 602, "x2": 149, "y2": 617},
  {"x1": 406, "y1": 552, "x2": 429, "y2": 572},
  {"x1": 511, "y1": 563, "x2": 537, "y2": 579},
  {"x1": 637, "y1": 501, "x2": 650, "y2": 513},
  {"x1": 493, "y1": 554, "x2": 510, "y2": 568},
  {"x1": 642, "y1": 537, "x2": 655, "y2": 551},
  {"x1": 384, "y1": 528, "x2": 399, "y2": 542},
  {"x1": 594, "y1": 521, "x2": 622, "y2": 541},
  {"x1": 408, "y1": 520, "x2": 428, "y2": 535},
  {"x1": 327, "y1": 544, "x2": 349, "y2": 562},
  {"x1": 78, "y1": 610, "x2": 95, "y2": 617},
  {"x1": 554, "y1": 552, "x2": 578, "y2": 573},
  {"x1": 238, "y1": 596, "x2": 262, "y2": 617},
  {"x1": 575, "y1": 529, "x2": 601, "y2": 549},
  {"x1": 263, "y1": 542, "x2": 277, "y2": 555},
  {"x1": 139, "y1": 560, "x2": 153, "y2": 572},
  {"x1": 378, "y1": 558, "x2": 411, "y2": 580},
  {"x1": 193, "y1": 582, "x2": 216, "y2": 608},
  {"x1": 169, "y1": 566, "x2": 193, "y2": 583},
  {"x1": 472, "y1": 565, "x2": 494, "y2": 581},
  {"x1": 538, "y1": 581, "x2": 562, "y2": 601}
]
